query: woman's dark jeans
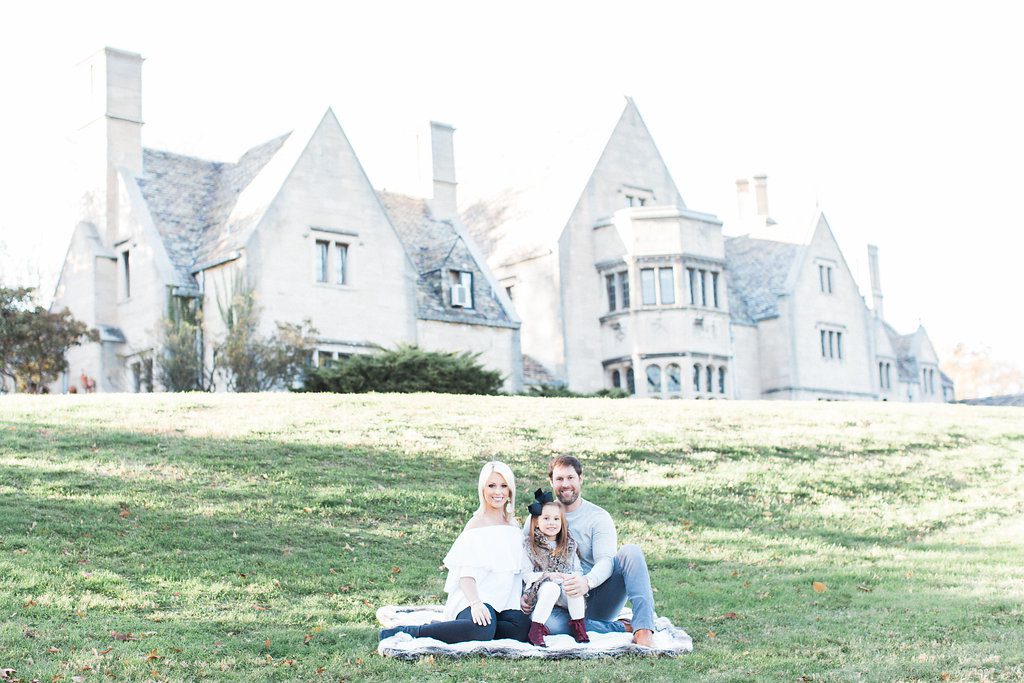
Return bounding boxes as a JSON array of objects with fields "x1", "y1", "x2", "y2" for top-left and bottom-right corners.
[{"x1": 410, "y1": 604, "x2": 530, "y2": 644}]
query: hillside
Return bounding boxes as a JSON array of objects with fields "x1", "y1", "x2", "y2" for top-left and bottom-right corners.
[{"x1": 1, "y1": 394, "x2": 1022, "y2": 681}]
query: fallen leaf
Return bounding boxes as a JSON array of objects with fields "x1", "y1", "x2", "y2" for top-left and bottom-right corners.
[
  {"x1": 723, "y1": 612, "x2": 738, "y2": 619},
  {"x1": 264, "y1": 639, "x2": 271, "y2": 649},
  {"x1": 23, "y1": 599, "x2": 38, "y2": 608},
  {"x1": 111, "y1": 632, "x2": 138, "y2": 641},
  {"x1": 856, "y1": 584, "x2": 873, "y2": 592},
  {"x1": 339, "y1": 585, "x2": 351, "y2": 593},
  {"x1": 304, "y1": 633, "x2": 315, "y2": 645},
  {"x1": 391, "y1": 566, "x2": 401, "y2": 574},
  {"x1": 303, "y1": 507, "x2": 312, "y2": 513},
  {"x1": 812, "y1": 581, "x2": 827, "y2": 593},
  {"x1": 362, "y1": 599, "x2": 373, "y2": 608},
  {"x1": 253, "y1": 604, "x2": 270, "y2": 611},
  {"x1": 47, "y1": 647, "x2": 60, "y2": 653},
  {"x1": 315, "y1": 666, "x2": 326, "y2": 674},
  {"x1": 940, "y1": 673, "x2": 950, "y2": 681},
  {"x1": 98, "y1": 647, "x2": 112, "y2": 655},
  {"x1": 355, "y1": 658, "x2": 364, "y2": 665},
  {"x1": 707, "y1": 631, "x2": 716, "y2": 639},
  {"x1": 145, "y1": 649, "x2": 161, "y2": 661},
  {"x1": 119, "y1": 509, "x2": 131, "y2": 519},
  {"x1": 14, "y1": 549, "x2": 29, "y2": 555}
]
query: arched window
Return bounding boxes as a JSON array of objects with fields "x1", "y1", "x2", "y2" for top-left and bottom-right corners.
[
  {"x1": 626, "y1": 367, "x2": 636, "y2": 395},
  {"x1": 666, "y1": 364, "x2": 681, "y2": 393},
  {"x1": 693, "y1": 364, "x2": 701, "y2": 392},
  {"x1": 706, "y1": 365, "x2": 713, "y2": 394},
  {"x1": 718, "y1": 366, "x2": 726, "y2": 394},
  {"x1": 611, "y1": 369, "x2": 621, "y2": 389},
  {"x1": 646, "y1": 365, "x2": 662, "y2": 395}
]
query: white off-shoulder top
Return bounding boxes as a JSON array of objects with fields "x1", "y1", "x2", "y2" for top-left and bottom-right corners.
[{"x1": 441, "y1": 523, "x2": 525, "y2": 619}]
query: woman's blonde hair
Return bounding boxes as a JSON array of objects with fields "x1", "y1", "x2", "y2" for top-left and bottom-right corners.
[
  {"x1": 477, "y1": 460, "x2": 517, "y2": 522},
  {"x1": 528, "y1": 501, "x2": 572, "y2": 560}
]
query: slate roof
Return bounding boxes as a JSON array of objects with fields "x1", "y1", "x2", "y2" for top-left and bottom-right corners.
[
  {"x1": 959, "y1": 393, "x2": 1024, "y2": 407},
  {"x1": 136, "y1": 135, "x2": 288, "y2": 286},
  {"x1": 724, "y1": 236, "x2": 803, "y2": 324},
  {"x1": 379, "y1": 191, "x2": 516, "y2": 328},
  {"x1": 135, "y1": 141, "x2": 514, "y2": 329},
  {"x1": 881, "y1": 322, "x2": 918, "y2": 382},
  {"x1": 522, "y1": 354, "x2": 559, "y2": 386}
]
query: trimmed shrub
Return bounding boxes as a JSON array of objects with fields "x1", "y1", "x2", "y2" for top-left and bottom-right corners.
[
  {"x1": 299, "y1": 344, "x2": 503, "y2": 395},
  {"x1": 522, "y1": 383, "x2": 630, "y2": 399}
]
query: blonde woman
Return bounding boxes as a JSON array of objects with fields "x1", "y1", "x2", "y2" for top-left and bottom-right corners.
[{"x1": 380, "y1": 461, "x2": 531, "y2": 643}]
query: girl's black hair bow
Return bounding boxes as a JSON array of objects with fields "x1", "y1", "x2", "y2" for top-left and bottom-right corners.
[{"x1": 527, "y1": 488, "x2": 555, "y2": 517}]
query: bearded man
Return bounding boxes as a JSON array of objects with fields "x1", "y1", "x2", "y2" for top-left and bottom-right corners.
[{"x1": 524, "y1": 454, "x2": 658, "y2": 647}]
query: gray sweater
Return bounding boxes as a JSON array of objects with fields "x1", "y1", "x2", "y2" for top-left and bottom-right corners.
[{"x1": 565, "y1": 499, "x2": 617, "y2": 589}]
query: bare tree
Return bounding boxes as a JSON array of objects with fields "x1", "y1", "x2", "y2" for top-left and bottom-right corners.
[{"x1": 941, "y1": 343, "x2": 1024, "y2": 400}]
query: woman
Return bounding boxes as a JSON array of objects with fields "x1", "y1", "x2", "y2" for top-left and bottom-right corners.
[{"x1": 379, "y1": 461, "x2": 531, "y2": 643}]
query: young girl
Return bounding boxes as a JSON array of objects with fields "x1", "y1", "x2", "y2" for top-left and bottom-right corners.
[{"x1": 521, "y1": 489, "x2": 590, "y2": 646}]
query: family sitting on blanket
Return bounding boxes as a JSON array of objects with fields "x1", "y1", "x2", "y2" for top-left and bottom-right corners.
[{"x1": 379, "y1": 456, "x2": 657, "y2": 648}]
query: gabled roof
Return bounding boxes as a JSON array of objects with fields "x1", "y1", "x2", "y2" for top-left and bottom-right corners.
[
  {"x1": 379, "y1": 191, "x2": 517, "y2": 329},
  {"x1": 724, "y1": 236, "x2": 804, "y2": 323},
  {"x1": 135, "y1": 117, "x2": 516, "y2": 329},
  {"x1": 881, "y1": 321, "x2": 919, "y2": 382},
  {"x1": 137, "y1": 134, "x2": 287, "y2": 284}
]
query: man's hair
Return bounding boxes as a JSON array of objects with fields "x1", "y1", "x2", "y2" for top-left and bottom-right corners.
[{"x1": 548, "y1": 455, "x2": 582, "y2": 479}]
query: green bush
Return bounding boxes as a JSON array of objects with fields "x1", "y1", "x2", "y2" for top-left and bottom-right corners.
[
  {"x1": 299, "y1": 344, "x2": 503, "y2": 395},
  {"x1": 522, "y1": 383, "x2": 630, "y2": 399}
]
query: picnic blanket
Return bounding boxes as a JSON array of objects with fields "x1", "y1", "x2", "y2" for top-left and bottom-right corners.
[{"x1": 377, "y1": 605, "x2": 693, "y2": 660}]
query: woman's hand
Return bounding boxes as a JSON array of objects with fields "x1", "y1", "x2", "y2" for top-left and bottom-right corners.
[{"x1": 470, "y1": 601, "x2": 492, "y2": 626}]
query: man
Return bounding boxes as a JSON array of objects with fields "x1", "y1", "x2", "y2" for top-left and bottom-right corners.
[{"x1": 524, "y1": 455, "x2": 657, "y2": 647}]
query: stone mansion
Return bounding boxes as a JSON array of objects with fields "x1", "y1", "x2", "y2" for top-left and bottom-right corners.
[{"x1": 50, "y1": 47, "x2": 951, "y2": 402}]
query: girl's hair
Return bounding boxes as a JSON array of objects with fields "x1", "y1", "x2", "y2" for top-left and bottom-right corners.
[
  {"x1": 476, "y1": 460, "x2": 517, "y2": 522},
  {"x1": 528, "y1": 501, "x2": 572, "y2": 560}
]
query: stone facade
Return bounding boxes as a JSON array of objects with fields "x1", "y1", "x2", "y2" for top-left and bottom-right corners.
[
  {"x1": 484, "y1": 100, "x2": 952, "y2": 402},
  {"x1": 50, "y1": 48, "x2": 521, "y2": 394}
]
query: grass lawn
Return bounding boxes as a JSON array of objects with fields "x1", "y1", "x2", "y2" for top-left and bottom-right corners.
[{"x1": 0, "y1": 393, "x2": 1022, "y2": 682}]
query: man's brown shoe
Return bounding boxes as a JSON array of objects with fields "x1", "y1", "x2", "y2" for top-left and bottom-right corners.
[
  {"x1": 632, "y1": 628, "x2": 654, "y2": 647},
  {"x1": 617, "y1": 618, "x2": 633, "y2": 633}
]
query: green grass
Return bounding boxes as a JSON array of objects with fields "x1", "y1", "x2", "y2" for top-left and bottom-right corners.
[{"x1": 0, "y1": 393, "x2": 1022, "y2": 682}]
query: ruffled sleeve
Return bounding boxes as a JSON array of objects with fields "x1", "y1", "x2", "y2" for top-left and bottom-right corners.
[
  {"x1": 440, "y1": 525, "x2": 526, "y2": 618},
  {"x1": 442, "y1": 526, "x2": 522, "y2": 586}
]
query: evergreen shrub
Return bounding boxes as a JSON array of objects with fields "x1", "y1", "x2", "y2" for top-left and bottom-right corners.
[{"x1": 299, "y1": 344, "x2": 503, "y2": 395}]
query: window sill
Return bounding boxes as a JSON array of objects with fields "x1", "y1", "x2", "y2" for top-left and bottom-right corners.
[{"x1": 314, "y1": 282, "x2": 355, "y2": 290}]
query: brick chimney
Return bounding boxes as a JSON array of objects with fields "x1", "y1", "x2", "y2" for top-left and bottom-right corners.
[
  {"x1": 73, "y1": 47, "x2": 144, "y2": 246},
  {"x1": 867, "y1": 244, "x2": 884, "y2": 319},
  {"x1": 430, "y1": 121, "x2": 457, "y2": 221}
]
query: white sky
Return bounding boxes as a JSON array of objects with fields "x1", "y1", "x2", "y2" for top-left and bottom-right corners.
[{"x1": 1, "y1": 1, "x2": 1021, "y2": 368}]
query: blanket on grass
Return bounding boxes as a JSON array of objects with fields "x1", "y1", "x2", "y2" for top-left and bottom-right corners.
[{"x1": 376, "y1": 605, "x2": 693, "y2": 660}]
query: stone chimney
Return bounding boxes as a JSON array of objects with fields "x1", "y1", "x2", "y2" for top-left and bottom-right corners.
[
  {"x1": 753, "y1": 174, "x2": 769, "y2": 218},
  {"x1": 73, "y1": 47, "x2": 144, "y2": 245},
  {"x1": 736, "y1": 175, "x2": 773, "y2": 226},
  {"x1": 430, "y1": 121, "x2": 457, "y2": 221},
  {"x1": 867, "y1": 244, "x2": 884, "y2": 319}
]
